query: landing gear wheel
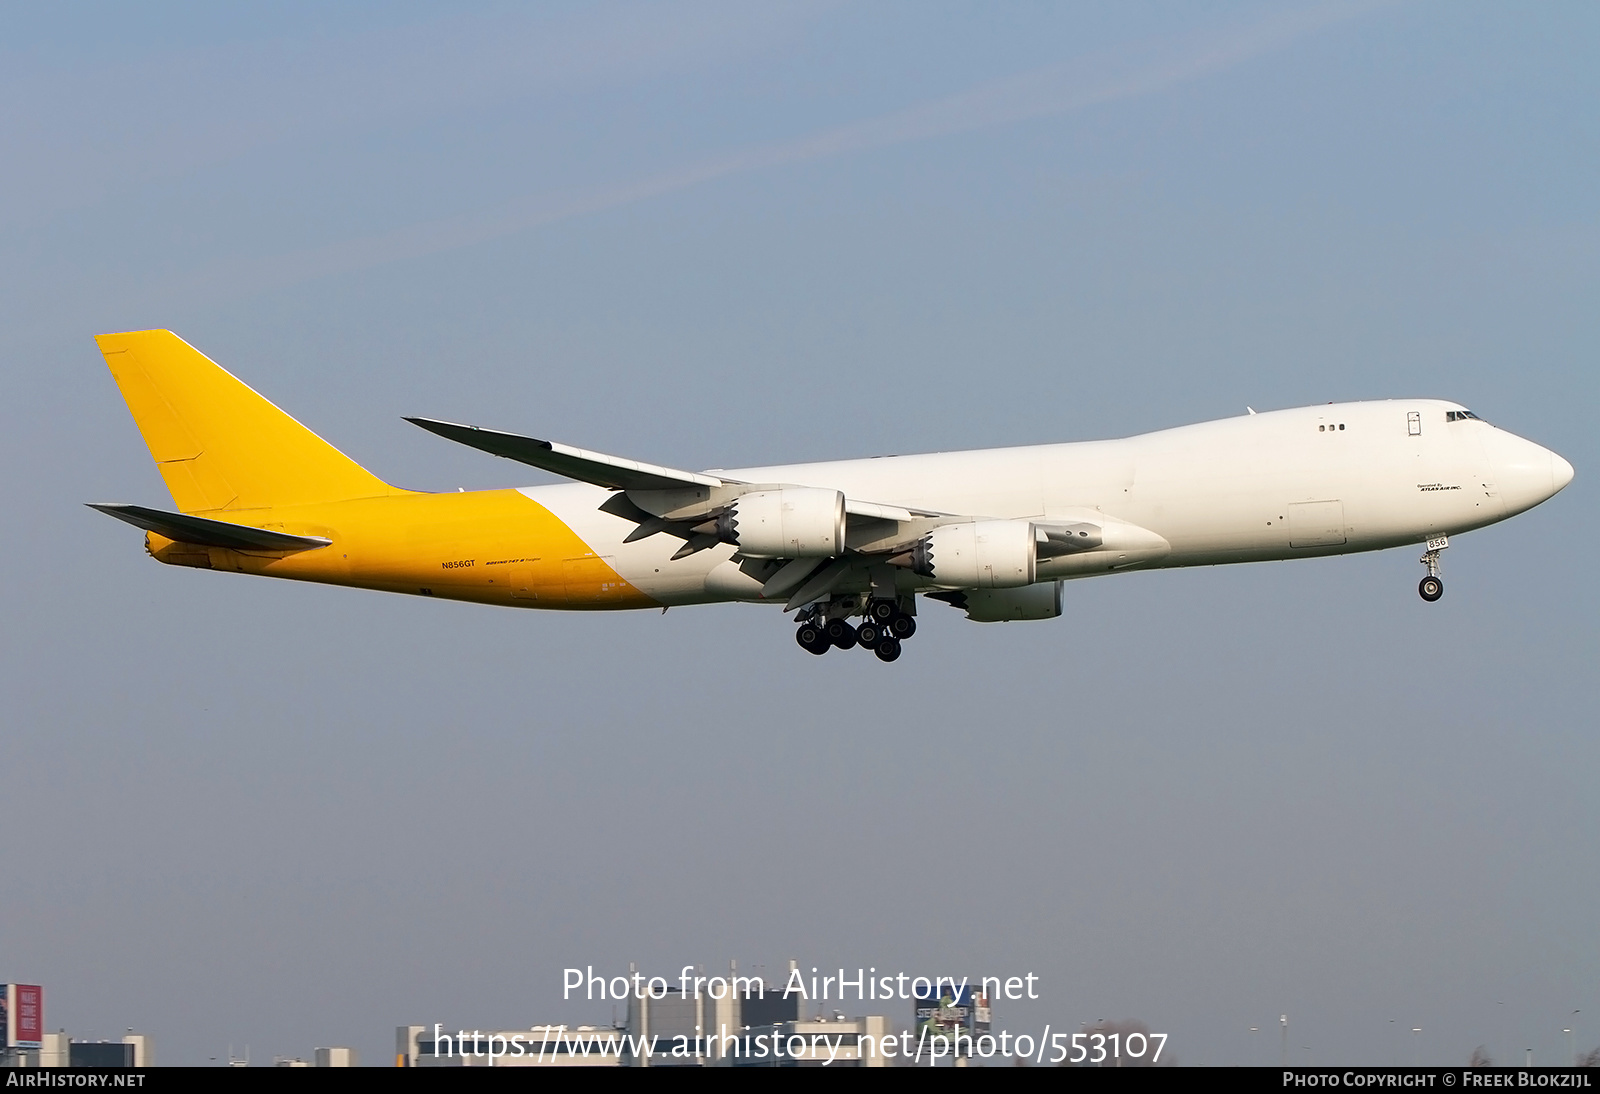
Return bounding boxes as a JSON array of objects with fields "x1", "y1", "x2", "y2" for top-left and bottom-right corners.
[
  {"x1": 796, "y1": 624, "x2": 829, "y2": 654},
  {"x1": 826, "y1": 619, "x2": 858, "y2": 650},
  {"x1": 1418, "y1": 576, "x2": 1443, "y2": 602},
  {"x1": 867, "y1": 599, "x2": 896, "y2": 625},
  {"x1": 856, "y1": 622, "x2": 881, "y2": 649},
  {"x1": 889, "y1": 614, "x2": 916, "y2": 640},
  {"x1": 874, "y1": 636, "x2": 902, "y2": 662}
]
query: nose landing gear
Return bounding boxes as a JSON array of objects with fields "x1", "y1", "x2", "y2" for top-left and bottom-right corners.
[{"x1": 1418, "y1": 536, "x2": 1447, "y2": 602}]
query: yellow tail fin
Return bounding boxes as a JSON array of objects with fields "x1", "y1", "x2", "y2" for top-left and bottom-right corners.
[{"x1": 96, "y1": 329, "x2": 399, "y2": 513}]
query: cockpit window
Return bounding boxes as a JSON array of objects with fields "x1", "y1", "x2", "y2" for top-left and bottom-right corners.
[{"x1": 1446, "y1": 410, "x2": 1483, "y2": 422}]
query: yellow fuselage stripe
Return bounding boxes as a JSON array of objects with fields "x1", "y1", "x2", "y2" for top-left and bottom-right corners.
[{"x1": 146, "y1": 489, "x2": 657, "y2": 610}]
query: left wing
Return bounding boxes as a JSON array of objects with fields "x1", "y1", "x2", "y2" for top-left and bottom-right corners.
[
  {"x1": 406, "y1": 417, "x2": 943, "y2": 529},
  {"x1": 404, "y1": 417, "x2": 731, "y2": 491}
]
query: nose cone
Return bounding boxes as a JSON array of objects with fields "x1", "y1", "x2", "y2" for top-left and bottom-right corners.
[
  {"x1": 1482, "y1": 427, "x2": 1573, "y2": 515},
  {"x1": 1553, "y1": 451, "x2": 1575, "y2": 493}
]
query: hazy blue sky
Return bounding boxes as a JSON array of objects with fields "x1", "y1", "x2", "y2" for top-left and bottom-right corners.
[{"x1": 2, "y1": 1, "x2": 1594, "y2": 1067}]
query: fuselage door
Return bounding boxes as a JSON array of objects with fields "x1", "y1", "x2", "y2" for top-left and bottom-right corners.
[{"x1": 1288, "y1": 500, "x2": 1346, "y2": 548}]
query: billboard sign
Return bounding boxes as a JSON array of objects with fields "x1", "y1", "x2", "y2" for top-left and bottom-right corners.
[
  {"x1": 2, "y1": 984, "x2": 44, "y2": 1049},
  {"x1": 912, "y1": 983, "x2": 990, "y2": 1037}
]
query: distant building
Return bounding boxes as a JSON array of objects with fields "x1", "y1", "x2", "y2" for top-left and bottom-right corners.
[
  {"x1": 10, "y1": 1032, "x2": 152, "y2": 1069},
  {"x1": 39, "y1": 1034, "x2": 68, "y2": 1068},
  {"x1": 399, "y1": 1024, "x2": 626, "y2": 1067},
  {"x1": 59, "y1": 1037, "x2": 151, "y2": 1068},
  {"x1": 728, "y1": 1016, "x2": 892, "y2": 1068},
  {"x1": 1, "y1": 983, "x2": 156, "y2": 1070},
  {"x1": 625, "y1": 980, "x2": 800, "y2": 1066},
  {"x1": 398, "y1": 969, "x2": 896, "y2": 1067}
]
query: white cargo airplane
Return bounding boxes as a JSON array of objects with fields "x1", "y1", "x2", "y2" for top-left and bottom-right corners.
[{"x1": 93, "y1": 331, "x2": 1574, "y2": 661}]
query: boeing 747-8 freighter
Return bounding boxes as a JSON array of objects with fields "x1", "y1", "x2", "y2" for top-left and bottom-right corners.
[{"x1": 91, "y1": 330, "x2": 1574, "y2": 661}]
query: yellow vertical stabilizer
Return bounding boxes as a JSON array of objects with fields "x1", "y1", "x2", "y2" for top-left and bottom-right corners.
[{"x1": 96, "y1": 330, "x2": 402, "y2": 513}]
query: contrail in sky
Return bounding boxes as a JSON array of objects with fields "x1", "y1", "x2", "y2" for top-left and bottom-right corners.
[{"x1": 157, "y1": 1, "x2": 1382, "y2": 304}]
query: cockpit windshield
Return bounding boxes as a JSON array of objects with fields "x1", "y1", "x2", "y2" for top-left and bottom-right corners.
[{"x1": 1446, "y1": 410, "x2": 1484, "y2": 422}]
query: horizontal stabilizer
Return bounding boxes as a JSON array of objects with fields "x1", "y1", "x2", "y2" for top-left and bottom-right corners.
[
  {"x1": 87, "y1": 503, "x2": 332, "y2": 552},
  {"x1": 405, "y1": 418, "x2": 730, "y2": 492}
]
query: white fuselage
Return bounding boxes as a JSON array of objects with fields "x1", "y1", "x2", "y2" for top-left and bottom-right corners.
[{"x1": 523, "y1": 400, "x2": 1573, "y2": 607}]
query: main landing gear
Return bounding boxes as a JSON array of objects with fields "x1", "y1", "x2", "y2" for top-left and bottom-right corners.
[
  {"x1": 1418, "y1": 535, "x2": 1447, "y2": 602},
  {"x1": 795, "y1": 597, "x2": 917, "y2": 662}
]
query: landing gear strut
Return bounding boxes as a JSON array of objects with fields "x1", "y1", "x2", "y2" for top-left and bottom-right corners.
[{"x1": 1418, "y1": 536, "x2": 1447, "y2": 603}]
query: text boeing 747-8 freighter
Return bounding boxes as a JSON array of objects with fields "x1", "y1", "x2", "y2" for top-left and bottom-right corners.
[{"x1": 91, "y1": 330, "x2": 1573, "y2": 662}]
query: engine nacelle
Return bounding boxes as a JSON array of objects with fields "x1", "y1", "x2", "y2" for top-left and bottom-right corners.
[
  {"x1": 909, "y1": 519, "x2": 1036, "y2": 588},
  {"x1": 710, "y1": 488, "x2": 845, "y2": 558},
  {"x1": 933, "y1": 582, "x2": 1062, "y2": 622}
]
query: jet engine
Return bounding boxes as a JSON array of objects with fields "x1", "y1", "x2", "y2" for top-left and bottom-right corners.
[
  {"x1": 899, "y1": 519, "x2": 1037, "y2": 588},
  {"x1": 699, "y1": 487, "x2": 845, "y2": 558}
]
